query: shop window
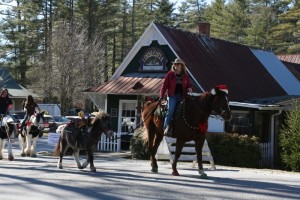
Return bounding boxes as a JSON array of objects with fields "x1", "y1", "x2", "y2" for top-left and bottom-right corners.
[{"x1": 228, "y1": 111, "x2": 250, "y2": 134}]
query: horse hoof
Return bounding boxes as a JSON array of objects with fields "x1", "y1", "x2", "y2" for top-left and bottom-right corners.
[
  {"x1": 200, "y1": 173, "x2": 208, "y2": 179},
  {"x1": 78, "y1": 166, "x2": 84, "y2": 169},
  {"x1": 21, "y1": 153, "x2": 26, "y2": 157},
  {"x1": 90, "y1": 167, "x2": 96, "y2": 172},
  {"x1": 8, "y1": 156, "x2": 14, "y2": 161},
  {"x1": 151, "y1": 168, "x2": 158, "y2": 173},
  {"x1": 172, "y1": 171, "x2": 180, "y2": 176}
]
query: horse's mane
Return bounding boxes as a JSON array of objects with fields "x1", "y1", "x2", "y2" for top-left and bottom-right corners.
[{"x1": 90, "y1": 111, "x2": 109, "y2": 125}]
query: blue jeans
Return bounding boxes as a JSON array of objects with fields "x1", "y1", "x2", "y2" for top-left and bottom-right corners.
[{"x1": 164, "y1": 94, "x2": 183, "y2": 129}]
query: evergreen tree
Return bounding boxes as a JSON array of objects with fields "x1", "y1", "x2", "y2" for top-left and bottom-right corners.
[
  {"x1": 204, "y1": 0, "x2": 226, "y2": 38},
  {"x1": 219, "y1": 0, "x2": 250, "y2": 44},
  {"x1": 177, "y1": 0, "x2": 207, "y2": 31},
  {"x1": 153, "y1": 0, "x2": 175, "y2": 26},
  {"x1": 269, "y1": 0, "x2": 300, "y2": 53},
  {"x1": 246, "y1": 4, "x2": 276, "y2": 49},
  {"x1": 0, "y1": 0, "x2": 44, "y2": 82},
  {"x1": 279, "y1": 102, "x2": 300, "y2": 172}
]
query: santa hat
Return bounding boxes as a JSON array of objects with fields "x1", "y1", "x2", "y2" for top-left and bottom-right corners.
[{"x1": 211, "y1": 85, "x2": 228, "y2": 95}]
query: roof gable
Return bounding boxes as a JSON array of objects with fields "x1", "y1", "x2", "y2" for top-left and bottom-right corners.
[{"x1": 0, "y1": 68, "x2": 39, "y2": 98}]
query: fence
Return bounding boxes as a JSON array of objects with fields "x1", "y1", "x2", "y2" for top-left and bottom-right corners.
[
  {"x1": 259, "y1": 142, "x2": 271, "y2": 167},
  {"x1": 97, "y1": 132, "x2": 121, "y2": 152}
]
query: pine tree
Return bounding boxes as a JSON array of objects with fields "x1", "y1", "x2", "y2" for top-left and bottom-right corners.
[
  {"x1": 153, "y1": 0, "x2": 175, "y2": 26},
  {"x1": 177, "y1": 0, "x2": 207, "y2": 31},
  {"x1": 204, "y1": 0, "x2": 226, "y2": 38},
  {"x1": 279, "y1": 102, "x2": 300, "y2": 172},
  {"x1": 0, "y1": 0, "x2": 44, "y2": 82},
  {"x1": 246, "y1": 4, "x2": 276, "y2": 50},
  {"x1": 269, "y1": 1, "x2": 300, "y2": 54}
]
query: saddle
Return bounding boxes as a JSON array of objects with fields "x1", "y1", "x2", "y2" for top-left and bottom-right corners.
[
  {"x1": 68, "y1": 118, "x2": 89, "y2": 136},
  {"x1": 154, "y1": 100, "x2": 167, "y2": 118},
  {"x1": 68, "y1": 118, "x2": 87, "y2": 128},
  {"x1": 155, "y1": 100, "x2": 183, "y2": 121}
]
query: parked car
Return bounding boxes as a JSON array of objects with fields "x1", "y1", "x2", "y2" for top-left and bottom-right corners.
[
  {"x1": 44, "y1": 115, "x2": 70, "y2": 132},
  {"x1": 11, "y1": 111, "x2": 26, "y2": 123}
]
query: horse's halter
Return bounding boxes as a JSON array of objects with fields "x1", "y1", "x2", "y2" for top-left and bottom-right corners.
[{"x1": 211, "y1": 95, "x2": 231, "y2": 118}]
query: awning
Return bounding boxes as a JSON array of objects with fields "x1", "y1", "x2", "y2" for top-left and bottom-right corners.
[{"x1": 83, "y1": 76, "x2": 163, "y2": 95}]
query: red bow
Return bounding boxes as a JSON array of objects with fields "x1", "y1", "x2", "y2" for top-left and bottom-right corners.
[{"x1": 198, "y1": 122, "x2": 208, "y2": 134}]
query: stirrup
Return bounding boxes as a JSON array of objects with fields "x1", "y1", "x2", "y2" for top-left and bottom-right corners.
[{"x1": 164, "y1": 126, "x2": 173, "y2": 137}]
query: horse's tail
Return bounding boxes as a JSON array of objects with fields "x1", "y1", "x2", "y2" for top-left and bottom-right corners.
[{"x1": 53, "y1": 134, "x2": 62, "y2": 157}]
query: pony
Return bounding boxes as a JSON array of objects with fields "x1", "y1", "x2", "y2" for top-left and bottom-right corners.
[
  {"x1": 53, "y1": 111, "x2": 114, "y2": 172},
  {"x1": 0, "y1": 114, "x2": 17, "y2": 161},
  {"x1": 142, "y1": 85, "x2": 232, "y2": 178},
  {"x1": 18, "y1": 111, "x2": 45, "y2": 157}
]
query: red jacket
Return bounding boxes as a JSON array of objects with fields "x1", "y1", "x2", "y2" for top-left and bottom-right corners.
[{"x1": 160, "y1": 71, "x2": 192, "y2": 97}]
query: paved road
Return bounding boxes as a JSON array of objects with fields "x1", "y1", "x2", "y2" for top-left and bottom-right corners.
[{"x1": 0, "y1": 137, "x2": 300, "y2": 200}]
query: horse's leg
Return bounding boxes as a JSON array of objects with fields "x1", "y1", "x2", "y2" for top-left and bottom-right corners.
[
  {"x1": 57, "y1": 138, "x2": 68, "y2": 169},
  {"x1": 84, "y1": 150, "x2": 96, "y2": 172},
  {"x1": 6, "y1": 140, "x2": 14, "y2": 161},
  {"x1": 151, "y1": 129, "x2": 164, "y2": 173},
  {"x1": 18, "y1": 134, "x2": 26, "y2": 157},
  {"x1": 25, "y1": 132, "x2": 32, "y2": 156},
  {"x1": 30, "y1": 136, "x2": 38, "y2": 157},
  {"x1": 147, "y1": 125, "x2": 158, "y2": 173},
  {"x1": 0, "y1": 139, "x2": 3, "y2": 160},
  {"x1": 73, "y1": 149, "x2": 83, "y2": 169},
  {"x1": 195, "y1": 136, "x2": 207, "y2": 179},
  {"x1": 172, "y1": 141, "x2": 185, "y2": 176}
]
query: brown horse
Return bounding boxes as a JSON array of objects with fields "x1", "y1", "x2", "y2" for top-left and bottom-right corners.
[
  {"x1": 53, "y1": 111, "x2": 114, "y2": 172},
  {"x1": 142, "y1": 85, "x2": 232, "y2": 178}
]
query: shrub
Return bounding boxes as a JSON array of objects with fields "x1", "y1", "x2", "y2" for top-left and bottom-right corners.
[
  {"x1": 279, "y1": 103, "x2": 300, "y2": 172},
  {"x1": 130, "y1": 128, "x2": 149, "y2": 160},
  {"x1": 207, "y1": 133, "x2": 261, "y2": 168}
]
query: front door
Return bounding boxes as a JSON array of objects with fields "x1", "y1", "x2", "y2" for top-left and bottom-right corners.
[{"x1": 118, "y1": 100, "x2": 137, "y2": 150}]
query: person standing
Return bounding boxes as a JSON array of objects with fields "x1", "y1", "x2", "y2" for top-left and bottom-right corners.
[
  {"x1": 0, "y1": 88, "x2": 13, "y2": 115},
  {"x1": 20, "y1": 95, "x2": 40, "y2": 132},
  {"x1": 160, "y1": 58, "x2": 193, "y2": 136}
]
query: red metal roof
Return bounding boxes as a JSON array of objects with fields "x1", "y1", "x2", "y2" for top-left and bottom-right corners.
[
  {"x1": 278, "y1": 54, "x2": 300, "y2": 64},
  {"x1": 155, "y1": 23, "x2": 287, "y2": 101},
  {"x1": 84, "y1": 76, "x2": 163, "y2": 95}
]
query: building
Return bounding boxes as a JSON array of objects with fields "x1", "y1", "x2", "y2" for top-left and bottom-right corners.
[
  {"x1": 0, "y1": 67, "x2": 39, "y2": 112},
  {"x1": 84, "y1": 23, "x2": 300, "y2": 167}
]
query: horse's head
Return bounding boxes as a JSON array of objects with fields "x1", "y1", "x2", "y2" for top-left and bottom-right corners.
[
  {"x1": 91, "y1": 111, "x2": 114, "y2": 138},
  {"x1": 209, "y1": 85, "x2": 232, "y2": 121}
]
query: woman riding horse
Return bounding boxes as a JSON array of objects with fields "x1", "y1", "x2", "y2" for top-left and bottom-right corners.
[{"x1": 142, "y1": 85, "x2": 232, "y2": 178}]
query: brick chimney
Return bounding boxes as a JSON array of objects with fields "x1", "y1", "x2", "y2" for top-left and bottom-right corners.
[{"x1": 198, "y1": 23, "x2": 210, "y2": 37}]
